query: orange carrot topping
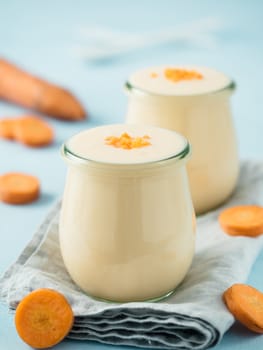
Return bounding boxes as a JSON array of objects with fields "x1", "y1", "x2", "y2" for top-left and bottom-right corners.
[
  {"x1": 223, "y1": 284, "x2": 263, "y2": 334},
  {"x1": 150, "y1": 72, "x2": 158, "y2": 78},
  {"x1": 218, "y1": 205, "x2": 263, "y2": 237},
  {"x1": 0, "y1": 58, "x2": 86, "y2": 121},
  {"x1": 0, "y1": 118, "x2": 17, "y2": 140},
  {"x1": 13, "y1": 115, "x2": 54, "y2": 147},
  {"x1": 15, "y1": 288, "x2": 74, "y2": 349},
  {"x1": 105, "y1": 133, "x2": 151, "y2": 149},
  {"x1": 164, "y1": 68, "x2": 203, "y2": 83},
  {"x1": 0, "y1": 172, "x2": 40, "y2": 205}
]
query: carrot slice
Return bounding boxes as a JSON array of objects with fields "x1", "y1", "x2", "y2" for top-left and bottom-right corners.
[
  {"x1": 0, "y1": 172, "x2": 40, "y2": 204},
  {"x1": 218, "y1": 205, "x2": 263, "y2": 237},
  {"x1": 13, "y1": 115, "x2": 54, "y2": 147},
  {"x1": 15, "y1": 288, "x2": 74, "y2": 349},
  {"x1": 223, "y1": 284, "x2": 263, "y2": 333},
  {"x1": 0, "y1": 118, "x2": 17, "y2": 140}
]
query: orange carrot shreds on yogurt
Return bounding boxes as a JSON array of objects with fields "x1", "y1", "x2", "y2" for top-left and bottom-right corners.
[
  {"x1": 223, "y1": 284, "x2": 263, "y2": 334},
  {"x1": 150, "y1": 72, "x2": 158, "y2": 78},
  {"x1": 218, "y1": 205, "x2": 263, "y2": 237},
  {"x1": 105, "y1": 133, "x2": 151, "y2": 149},
  {"x1": 164, "y1": 68, "x2": 203, "y2": 83}
]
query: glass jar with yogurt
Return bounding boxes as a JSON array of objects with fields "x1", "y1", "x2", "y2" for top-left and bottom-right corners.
[
  {"x1": 59, "y1": 124, "x2": 195, "y2": 302},
  {"x1": 125, "y1": 66, "x2": 239, "y2": 215}
]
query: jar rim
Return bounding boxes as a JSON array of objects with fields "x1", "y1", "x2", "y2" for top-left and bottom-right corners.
[
  {"x1": 125, "y1": 80, "x2": 236, "y2": 98},
  {"x1": 61, "y1": 140, "x2": 191, "y2": 169}
]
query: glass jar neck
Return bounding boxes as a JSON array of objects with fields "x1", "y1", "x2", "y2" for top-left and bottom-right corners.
[
  {"x1": 61, "y1": 142, "x2": 191, "y2": 176},
  {"x1": 125, "y1": 81, "x2": 236, "y2": 99}
]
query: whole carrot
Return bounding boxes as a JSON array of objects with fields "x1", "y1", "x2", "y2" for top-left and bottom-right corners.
[{"x1": 0, "y1": 58, "x2": 86, "y2": 121}]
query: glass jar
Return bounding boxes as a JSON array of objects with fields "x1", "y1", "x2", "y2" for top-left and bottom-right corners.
[
  {"x1": 125, "y1": 66, "x2": 239, "y2": 215},
  {"x1": 59, "y1": 124, "x2": 195, "y2": 302}
]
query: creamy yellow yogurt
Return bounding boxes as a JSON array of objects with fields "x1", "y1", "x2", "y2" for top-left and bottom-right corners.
[
  {"x1": 126, "y1": 66, "x2": 239, "y2": 214},
  {"x1": 59, "y1": 124, "x2": 195, "y2": 302},
  {"x1": 128, "y1": 65, "x2": 231, "y2": 95}
]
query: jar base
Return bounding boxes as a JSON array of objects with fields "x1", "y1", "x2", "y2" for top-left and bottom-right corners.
[{"x1": 83, "y1": 288, "x2": 176, "y2": 304}]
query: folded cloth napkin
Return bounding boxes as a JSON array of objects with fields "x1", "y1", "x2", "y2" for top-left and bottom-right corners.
[{"x1": 1, "y1": 160, "x2": 263, "y2": 350}]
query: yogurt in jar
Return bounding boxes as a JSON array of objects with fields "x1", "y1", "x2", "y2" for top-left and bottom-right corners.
[
  {"x1": 125, "y1": 66, "x2": 239, "y2": 214},
  {"x1": 59, "y1": 124, "x2": 195, "y2": 302}
]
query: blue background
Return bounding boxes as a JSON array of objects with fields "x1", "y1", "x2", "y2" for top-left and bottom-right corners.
[{"x1": 0, "y1": 1, "x2": 263, "y2": 349}]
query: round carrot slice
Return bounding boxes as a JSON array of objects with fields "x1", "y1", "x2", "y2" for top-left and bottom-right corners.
[
  {"x1": 0, "y1": 118, "x2": 17, "y2": 140},
  {"x1": 15, "y1": 288, "x2": 74, "y2": 349},
  {"x1": 223, "y1": 284, "x2": 263, "y2": 333},
  {"x1": 0, "y1": 172, "x2": 40, "y2": 204},
  {"x1": 218, "y1": 205, "x2": 263, "y2": 237},
  {"x1": 13, "y1": 115, "x2": 54, "y2": 147}
]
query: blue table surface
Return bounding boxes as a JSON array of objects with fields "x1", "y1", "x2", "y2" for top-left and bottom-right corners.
[{"x1": 1, "y1": 0, "x2": 263, "y2": 349}]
